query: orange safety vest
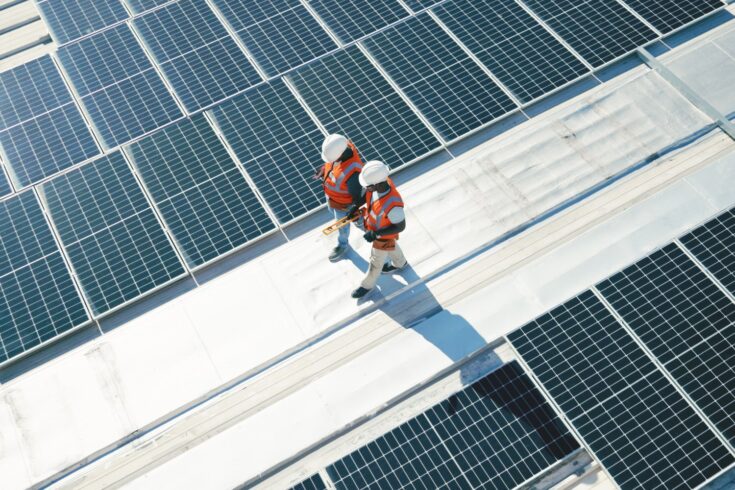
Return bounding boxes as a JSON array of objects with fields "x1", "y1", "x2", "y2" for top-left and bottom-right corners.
[
  {"x1": 364, "y1": 178, "x2": 404, "y2": 241},
  {"x1": 322, "y1": 141, "x2": 363, "y2": 208}
]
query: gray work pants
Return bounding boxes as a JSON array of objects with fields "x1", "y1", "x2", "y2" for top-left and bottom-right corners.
[{"x1": 360, "y1": 243, "x2": 407, "y2": 290}]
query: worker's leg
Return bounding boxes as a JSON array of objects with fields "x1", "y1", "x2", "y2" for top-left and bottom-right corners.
[
  {"x1": 333, "y1": 208, "x2": 350, "y2": 247},
  {"x1": 388, "y1": 243, "x2": 407, "y2": 268},
  {"x1": 360, "y1": 247, "x2": 389, "y2": 290}
]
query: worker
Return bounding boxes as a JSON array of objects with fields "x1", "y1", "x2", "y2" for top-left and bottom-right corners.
[
  {"x1": 351, "y1": 160, "x2": 408, "y2": 299},
  {"x1": 319, "y1": 134, "x2": 364, "y2": 262}
]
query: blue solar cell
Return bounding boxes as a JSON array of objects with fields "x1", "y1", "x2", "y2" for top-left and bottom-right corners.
[
  {"x1": 403, "y1": 0, "x2": 440, "y2": 11},
  {"x1": 124, "y1": 0, "x2": 169, "y2": 14},
  {"x1": 57, "y1": 24, "x2": 183, "y2": 149},
  {"x1": 680, "y1": 208, "x2": 735, "y2": 296},
  {"x1": 308, "y1": 0, "x2": 410, "y2": 43},
  {"x1": 621, "y1": 0, "x2": 723, "y2": 34},
  {"x1": 433, "y1": 0, "x2": 589, "y2": 104},
  {"x1": 522, "y1": 0, "x2": 658, "y2": 67},
  {"x1": 0, "y1": 56, "x2": 99, "y2": 187},
  {"x1": 125, "y1": 115, "x2": 276, "y2": 267},
  {"x1": 363, "y1": 14, "x2": 517, "y2": 141},
  {"x1": 0, "y1": 192, "x2": 89, "y2": 362},
  {"x1": 37, "y1": 153, "x2": 186, "y2": 315},
  {"x1": 209, "y1": 79, "x2": 325, "y2": 223},
  {"x1": 0, "y1": 168, "x2": 11, "y2": 196},
  {"x1": 133, "y1": 0, "x2": 262, "y2": 112},
  {"x1": 213, "y1": 0, "x2": 337, "y2": 77},
  {"x1": 37, "y1": 0, "x2": 128, "y2": 45},
  {"x1": 288, "y1": 46, "x2": 440, "y2": 170},
  {"x1": 288, "y1": 474, "x2": 326, "y2": 490}
]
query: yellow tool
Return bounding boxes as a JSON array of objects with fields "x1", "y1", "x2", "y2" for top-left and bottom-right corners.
[{"x1": 322, "y1": 214, "x2": 359, "y2": 236}]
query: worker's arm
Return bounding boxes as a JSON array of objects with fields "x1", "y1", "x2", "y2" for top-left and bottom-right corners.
[
  {"x1": 346, "y1": 172, "x2": 363, "y2": 205},
  {"x1": 374, "y1": 207, "x2": 406, "y2": 237}
]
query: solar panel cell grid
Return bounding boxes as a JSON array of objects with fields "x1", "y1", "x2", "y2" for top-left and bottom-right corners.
[
  {"x1": 37, "y1": 153, "x2": 185, "y2": 315},
  {"x1": 0, "y1": 168, "x2": 11, "y2": 196},
  {"x1": 621, "y1": 0, "x2": 723, "y2": 34},
  {"x1": 326, "y1": 362, "x2": 579, "y2": 489},
  {"x1": 133, "y1": 0, "x2": 262, "y2": 113},
  {"x1": 509, "y1": 290, "x2": 735, "y2": 490},
  {"x1": 124, "y1": 0, "x2": 170, "y2": 14},
  {"x1": 680, "y1": 208, "x2": 735, "y2": 296},
  {"x1": 597, "y1": 243, "x2": 735, "y2": 365},
  {"x1": 363, "y1": 14, "x2": 517, "y2": 141},
  {"x1": 36, "y1": 0, "x2": 129, "y2": 45},
  {"x1": 287, "y1": 46, "x2": 440, "y2": 170},
  {"x1": 125, "y1": 115, "x2": 276, "y2": 267},
  {"x1": 521, "y1": 0, "x2": 658, "y2": 67},
  {"x1": 433, "y1": 0, "x2": 589, "y2": 104},
  {"x1": 209, "y1": 79, "x2": 325, "y2": 224},
  {"x1": 57, "y1": 24, "x2": 183, "y2": 149},
  {"x1": 0, "y1": 56, "x2": 99, "y2": 187},
  {"x1": 213, "y1": 0, "x2": 337, "y2": 77},
  {"x1": 288, "y1": 474, "x2": 326, "y2": 490},
  {"x1": 0, "y1": 192, "x2": 89, "y2": 362},
  {"x1": 307, "y1": 0, "x2": 410, "y2": 44}
]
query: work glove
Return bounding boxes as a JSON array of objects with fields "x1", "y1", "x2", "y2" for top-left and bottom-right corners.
[
  {"x1": 346, "y1": 204, "x2": 359, "y2": 219},
  {"x1": 363, "y1": 230, "x2": 377, "y2": 242}
]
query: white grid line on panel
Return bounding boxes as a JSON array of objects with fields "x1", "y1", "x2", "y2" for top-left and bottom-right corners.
[{"x1": 674, "y1": 238, "x2": 735, "y2": 306}]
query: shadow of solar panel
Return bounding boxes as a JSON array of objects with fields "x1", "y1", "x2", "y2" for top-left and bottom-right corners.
[
  {"x1": 133, "y1": 0, "x2": 262, "y2": 113},
  {"x1": 288, "y1": 46, "x2": 440, "y2": 169},
  {"x1": 597, "y1": 243, "x2": 735, "y2": 448},
  {"x1": 36, "y1": 0, "x2": 128, "y2": 45},
  {"x1": 433, "y1": 0, "x2": 589, "y2": 104},
  {"x1": 509, "y1": 291, "x2": 735, "y2": 490},
  {"x1": 37, "y1": 153, "x2": 185, "y2": 316},
  {"x1": 621, "y1": 0, "x2": 724, "y2": 34},
  {"x1": 288, "y1": 473, "x2": 327, "y2": 490},
  {"x1": 124, "y1": 0, "x2": 170, "y2": 15},
  {"x1": 209, "y1": 80, "x2": 325, "y2": 224},
  {"x1": 680, "y1": 208, "x2": 735, "y2": 296},
  {"x1": 0, "y1": 192, "x2": 88, "y2": 362},
  {"x1": 597, "y1": 243, "x2": 735, "y2": 364},
  {"x1": 308, "y1": 0, "x2": 410, "y2": 44},
  {"x1": 522, "y1": 0, "x2": 658, "y2": 67},
  {"x1": 125, "y1": 115, "x2": 276, "y2": 268},
  {"x1": 363, "y1": 14, "x2": 517, "y2": 141},
  {"x1": 213, "y1": 0, "x2": 337, "y2": 77},
  {"x1": 0, "y1": 56, "x2": 99, "y2": 188},
  {"x1": 326, "y1": 362, "x2": 578, "y2": 489},
  {"x1": 57, "y1": 25, "x2": 183, "y2": 149}
]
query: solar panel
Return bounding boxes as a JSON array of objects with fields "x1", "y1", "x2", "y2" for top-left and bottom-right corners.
[
  {"x1": 597, "y1": 243, "x2": 735, "y2": 365},
  {"x1": 287, "y1": 46, "x2": 441, "y2": 170},
  {"x1": 0, "y1": 192, "x2": 89, "y2": 362},
  {"x1": 37, "y1": 152, "x2": 186, "y2": 316},
  {"x1": 403, "y1": 0, "x2": 440, "y2": 12},
  {"x1": 57, "y1": 24, "x2": 183, "y2": 149},
  {"x1": 208, "y1": 79, "x2": 324, "y2": 224},
  {"x1": 0, "y1": 56, "x2": 99, "y2": 188},
  {"x1": 133, "y1": 0, "x2": 262, "y2": 113},
  {"x1": 124, "y1": 0, "x2": 170, "y2": 15},
  {"x1": 597, "y1": 244, "x2": 735, "y2": 446},
  {"x1": 621, "y1": 0, "x2": 723, "y2": 34},
  {"x1": 326, "y1": 362, "x2": 579, "y2": 489},
  {"x1": 432, "y1": 0, "x2": 589, "y2": 104},
  {"x1": 509, "y1": 291, "x2": 735, "y2": 490},
  {"x1": 124, "y1": 115, "x2": 276, "y2": 268},
  {"x1": 307, "y1": 0, "x2": 410, "y2": 44},
  {"x1": 0, "y1": 167, "x2": 11, "y2": 196},
  {"x1": 521, "y1": 0, "x2": 658, "y2": 67},
  {"x1": 362, "y1": 14, "x2": 517, "y2": 141},
  {"x1": 680, "y1": 208, "x2": 735, "y2": 296},
  {"x1": 36, "y1": 0, "x2": 128, "y2": 45},
  {"x1": 288, "y1": 474, "x2": 326, "y2": 490},
  {"x1": 212, "y1": 0, "x2": 338, "y2": 77}
]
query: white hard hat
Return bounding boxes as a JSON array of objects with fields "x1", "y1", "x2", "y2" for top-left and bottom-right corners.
[
  {"x1": 321, "y1": 134, "x2": 348, "y2": 163},
  {"x1": 359, "y1": 160, "x2": 390, "y2": 187}
]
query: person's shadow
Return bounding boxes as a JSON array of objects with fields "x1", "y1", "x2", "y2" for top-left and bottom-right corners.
[{"x1": 345, "y1": 248, "x2": 489, "y2": 385}]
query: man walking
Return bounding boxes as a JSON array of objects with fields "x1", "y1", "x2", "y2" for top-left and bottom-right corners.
[
  {"x1": 351, "y1": 161, "x2": 408, "y2": 299},
  {"x1": 320, "y1": 134, "x2": 364, "y2": 262}
]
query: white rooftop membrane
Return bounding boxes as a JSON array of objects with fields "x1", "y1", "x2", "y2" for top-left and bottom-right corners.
[{"x1": 2, "y1": 20, "x2": 735, "y2": 488}]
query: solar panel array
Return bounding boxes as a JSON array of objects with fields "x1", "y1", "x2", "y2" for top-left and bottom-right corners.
[
  {"x1": 288, "y1": 362, "x2": 579, "y2": 490},
  {"x1": 0, "y1": 0, "x2": 723, "y2": 361},
  {"x1": 509, "y1": 206, "x2": 735, "y2": 489}
]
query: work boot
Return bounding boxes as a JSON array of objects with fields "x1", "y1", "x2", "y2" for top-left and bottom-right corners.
[
  {"x1": 351, "y1": 286, "x2": 372, "y2": 299},
  {"x1": 329, "y1": 245, "x2": 347, "y2": 262},
  {"x1": 382, "y1": 262, "x2": 407, "y2": 274}
]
